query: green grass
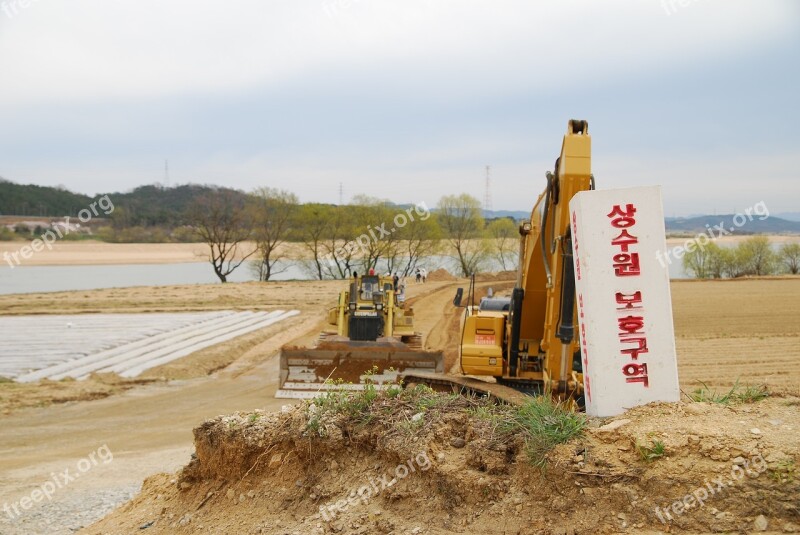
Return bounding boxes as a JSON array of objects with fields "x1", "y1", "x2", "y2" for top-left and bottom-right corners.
[
  {"x1": 636, "y1": 439, "x2": 666, "y2": 462},
  {"x1": 304, "y1": 376, "x2": 586, "y2": 467},
  {"x1": 0, "y1": 376, "x2": 12, "y2": 384},
  {"x1": 499, "y1": 396, "x2": 587, "y2": 467},
  {"x1": 687, "y1": 381, "x2": 769, "y2": 405},
  {"x1": 769, "y1": 459, "x2": 796, "y2": 484}
]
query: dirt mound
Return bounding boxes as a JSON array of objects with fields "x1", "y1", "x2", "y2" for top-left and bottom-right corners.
[
  {"x1": 85, "y1": 389, "x2": 800, "y2": 535},
  {"x1": 425, "y1": 268, "x2": 457, "y2": 281},
  {"x1": 474, "y1": 270, "x2": 517, "y2": 282}
]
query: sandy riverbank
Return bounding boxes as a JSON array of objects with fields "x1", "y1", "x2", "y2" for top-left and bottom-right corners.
[{"x1": 2, "y1": 235, "x2": 798, "y2": 268}]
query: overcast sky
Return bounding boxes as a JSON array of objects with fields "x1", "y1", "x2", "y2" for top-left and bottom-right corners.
[{"x1": 0, "y1": 0, "x2": 798, "y2": 215}]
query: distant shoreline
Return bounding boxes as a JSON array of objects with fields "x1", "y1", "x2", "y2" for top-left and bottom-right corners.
[{"x1": 1, "y1": 235, "x2": 798, "y2": 267}]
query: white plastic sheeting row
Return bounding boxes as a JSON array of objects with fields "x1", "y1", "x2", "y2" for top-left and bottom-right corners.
[{"x1": 0, "y1": 310, "x2": 299, "y2": 382}]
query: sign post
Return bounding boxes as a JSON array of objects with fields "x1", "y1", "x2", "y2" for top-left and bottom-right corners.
[{"x1": 570, "y1": 186, "x2": 680, "y2": 417}]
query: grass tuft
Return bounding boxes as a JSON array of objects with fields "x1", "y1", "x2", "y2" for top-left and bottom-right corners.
[
  {"x1": 500, "y1": 396, "x2": 587, "y2": 467},
  {"x1": 636, "y1": 439, "x2": 666, "y2": 462},
  {"x1": 687, "y1": 380, "x2": 768, "y2": 405}
]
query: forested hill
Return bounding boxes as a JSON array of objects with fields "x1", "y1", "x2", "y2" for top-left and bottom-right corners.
[
  {"x1": 0, "y1": 179, "x2": 247, "y2": 227},
  {"x1": 0, "y1": 179, "x2": 92, "y2": 217}
]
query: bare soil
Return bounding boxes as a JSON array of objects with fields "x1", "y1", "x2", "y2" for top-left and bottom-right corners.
[
  {"x1": 85, "y1": 394, "x2": 800, "y2": 535},
  {"x1": 0, "y1": 276, "x2": 798, "y2": 534}
]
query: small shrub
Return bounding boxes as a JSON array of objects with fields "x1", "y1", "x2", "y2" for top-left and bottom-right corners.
[{"x1": 636, "y1": 439, "x2": 666, "y2": 462}]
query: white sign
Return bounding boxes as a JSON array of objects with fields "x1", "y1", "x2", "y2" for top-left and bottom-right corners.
[{"x1": 570, "y1": 186, "x2": 680, "y2": 417}]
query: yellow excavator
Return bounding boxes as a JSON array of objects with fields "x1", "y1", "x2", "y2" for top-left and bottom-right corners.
[
  {"x1": 401, "y1": 119, "x2": 592, "y2": 405},
  {"x1": 277, "y1": 119, "x2": 591, "y2": 406}
]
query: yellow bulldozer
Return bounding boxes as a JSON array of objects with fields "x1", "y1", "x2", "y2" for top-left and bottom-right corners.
[{"x1": 276, "y1": 272, "x2": 443, "y2": 399}]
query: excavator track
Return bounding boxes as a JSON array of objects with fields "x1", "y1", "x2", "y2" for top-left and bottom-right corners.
[{"x1": 400, "y1": 372, "x2": 531, "y2": 406}]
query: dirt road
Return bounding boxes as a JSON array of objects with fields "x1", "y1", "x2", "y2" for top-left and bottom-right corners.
[{"x1": 0, "y1": 280, "x2": 455, "y2": 534}]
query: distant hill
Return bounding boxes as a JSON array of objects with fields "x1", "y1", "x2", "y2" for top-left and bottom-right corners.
[
  {"x1": 665, "y1": 215, "x2": 800, "y2": 234},
  {"x1": 0, "y1": 181, "x2": 93, "y2": 217},
  {"x1": 0, "y1": 179, "x2": 248, "y2": 227},
  {"x1": 107, "y1": 184, "x2": 248, "y2": 227},
  {"x1": 775, "y1": 212, "x2": 800, "y2": 222},
  {"x1": 483, "y1": 209, "x2": 529, "y2": 220}
]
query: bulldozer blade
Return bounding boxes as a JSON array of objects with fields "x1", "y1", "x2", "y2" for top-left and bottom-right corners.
[{"x1": 276, "y1": 339, "x2": 444, "y2": 399}]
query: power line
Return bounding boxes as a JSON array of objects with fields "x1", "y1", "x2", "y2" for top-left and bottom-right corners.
[{"x1": 484, "y1": 165, "x2": 493, "y2": 215}]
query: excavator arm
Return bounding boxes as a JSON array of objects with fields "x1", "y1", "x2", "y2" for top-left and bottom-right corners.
[{"x1": 511, "y1": 119, "x2": 592, "y2": 397}]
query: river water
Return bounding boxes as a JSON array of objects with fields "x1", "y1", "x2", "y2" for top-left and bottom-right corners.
[{"x1": 0, "y1": 255, "x2": 691, "y2": 296}]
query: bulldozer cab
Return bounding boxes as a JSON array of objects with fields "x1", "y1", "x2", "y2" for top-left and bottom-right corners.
[{"x1": 358, "y1": 275, "x2": 381, "y2": 300}]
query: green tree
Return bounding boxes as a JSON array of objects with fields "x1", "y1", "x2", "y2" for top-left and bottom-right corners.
[
  {"x1": 719, "y1": 246, "x2": 747, "y2": 278},
  {"x1": 738, "y1": 236, "x2": 776, "y2": 276},
  {"x1": 778, "y1": 242, "x2": 800, "y2": 274},
  {"x1": 250, "y1": 187, "x2": 298, "y2": 281},
  {"x1": 682, "y1": 240, "x2": 724, "y2": 279},
  {"x1": 437, "y1": 193, "x2": 488, "y2": 276},
  {"x1": 486, "y1": 218, "x2": 519, "y2": 271}
]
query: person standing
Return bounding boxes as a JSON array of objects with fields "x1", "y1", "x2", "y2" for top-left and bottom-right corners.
[{"x1": 415, "y1": 268, "x2": 421, "y2": 283}]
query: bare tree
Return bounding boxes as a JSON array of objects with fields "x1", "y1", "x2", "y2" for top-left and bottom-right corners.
[
  {"x1": 320, "y1": 205, "x2": 358, "y2": 279},
  {"x1": 486, "y1": 217, "x2": 519, "y2": 271},
  {"x1": 190, "y1": 190, "x2": 254, "y2": 283},
  {"x1": 250, "y1": 187, "x2": 298, "y2": 281},
  {"x1": 298, "y1": 204, "x2": 357, "y2": 279},
  {"x1": 350, "y1": 196, "x2": 394, "y2": 274},
  {"x1": 437, "y1": 193, "x2": 488, "y2": 276},
  {"x1": 298, "y1": 204, "x2": 329, "y2": 280},
  {"x1": 392, "y1": 209, "x2": 440, "y2": 277}
]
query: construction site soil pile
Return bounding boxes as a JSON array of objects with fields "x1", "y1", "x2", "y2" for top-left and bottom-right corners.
[
  {"x1": 86, "y1": 387, "x2": 800, "y2": 535},
  {"x1": 425, "y1": 269, "x2": 458, "y2": 282}
]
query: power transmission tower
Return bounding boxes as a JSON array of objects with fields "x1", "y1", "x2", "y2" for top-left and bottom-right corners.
[
  {"x1": 483, "y1": 165, "x2": 493, "y2": 215},
  {"x1": 164, "y1": 160, "x2": 170, "y2": 188},
  {"x1": 339, "y1": 182, "x2": 344, "y2": 205}
]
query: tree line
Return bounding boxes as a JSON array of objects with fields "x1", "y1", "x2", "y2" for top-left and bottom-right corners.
[
  {"x1": 189, "y1": 189, "x2": 520, "y2": 282},
  {"x1": 682, "y1": 236, "x2": 800, "y2": 278}
]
